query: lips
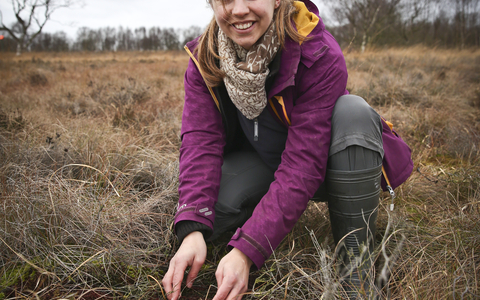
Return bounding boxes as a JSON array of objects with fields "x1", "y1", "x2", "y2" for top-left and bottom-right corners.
[{"x1": 233, "y1": 22, "x2": 253, "y2": 30}]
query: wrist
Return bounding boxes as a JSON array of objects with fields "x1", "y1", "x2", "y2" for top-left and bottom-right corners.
[
  {"x1": 183, "y1": 231, "x2": 204, "y2": 243},
  {"x1": 175, "y1": 221, "x2": 212, "y2": 244},
  {"x1": 232, "y1": 247, "x2": 253, "y2": 269}
]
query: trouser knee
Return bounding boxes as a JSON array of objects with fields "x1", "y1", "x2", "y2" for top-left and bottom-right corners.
[
  {"x1": 332, "y1": 95, "x2": 381, "y2": 134},
  {"x1": 329, "y1": 95, "x2": 384, "y2": 164}
]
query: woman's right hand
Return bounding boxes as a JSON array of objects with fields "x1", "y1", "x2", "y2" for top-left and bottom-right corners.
[{"x1": 162, "y1": 231, "x2": 207, "y2": 300}]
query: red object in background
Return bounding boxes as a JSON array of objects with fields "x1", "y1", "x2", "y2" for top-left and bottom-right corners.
[{"x1": 0, "y1": 35, "x2": 4, "y2": 40}]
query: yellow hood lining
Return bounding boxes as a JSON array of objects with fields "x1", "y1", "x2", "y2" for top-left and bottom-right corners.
[{"x1": 293, "y1": 1, "x2": 320, "y2": 45}]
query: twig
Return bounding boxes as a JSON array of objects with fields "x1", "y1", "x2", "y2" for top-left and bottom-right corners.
[
  {"x1": 416, "y1": 167, "x2": 439, "y2": 183},
  {"x1": 283, "y1": 274, "x2": 291, "y2": 300},
  {"x1": 148, "y1": 275, "x2": 167, "y2": 300},
  {"x1": 64, "y1": 249, "x2": 107, "y2": 280}
]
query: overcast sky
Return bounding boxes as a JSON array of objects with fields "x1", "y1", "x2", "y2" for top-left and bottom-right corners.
[
  {"x1": 0, "y1": 0, "x2": 329, "y2": 39},
  {"x1": 0, "y1": 0, "x2": 214, "y2": 38}
]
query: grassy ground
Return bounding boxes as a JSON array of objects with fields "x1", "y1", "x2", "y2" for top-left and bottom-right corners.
[{"x1": 0, "y1": 47, "x2": 479, "y2": 299}]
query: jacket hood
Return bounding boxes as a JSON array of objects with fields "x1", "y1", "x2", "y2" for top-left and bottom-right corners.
[{"x1": 292, "y1": 0, "x2": 322, "y2": 42}]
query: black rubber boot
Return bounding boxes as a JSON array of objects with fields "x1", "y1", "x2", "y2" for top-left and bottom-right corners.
[{"x1": 327, "y1": 164, "x2": 382, "y2": 299}]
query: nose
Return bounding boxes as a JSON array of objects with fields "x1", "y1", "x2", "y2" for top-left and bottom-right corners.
[{"x1": 231, "y1": 0, "x2": 249, "y2": 17}]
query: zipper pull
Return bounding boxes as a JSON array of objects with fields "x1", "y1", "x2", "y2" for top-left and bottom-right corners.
[
  {"x1": 254, "y1": 118, "x2": 259, "y2": 141},
  {"x1": 387, "y1": 185, "x2": 396, "y2": 211}
]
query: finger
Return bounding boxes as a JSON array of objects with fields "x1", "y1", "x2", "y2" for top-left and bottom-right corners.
[
  {"x1": 226, "y1": 284, "x2": 247, "y2": 300},
  {"x1": 215, "y1": 266, "x2": 224, "y2": 289},
  {"x1": 225, "y1": 274, "x2": 248, "y2": 300},
  {"x1": 212, "y1": 275, "x2": 234, "y2": 300},
  {"x1": 162, "y1": 260, "x2": 176, "y2": 298},
  {"x1": 186, "y1": 256, "x2": 204, "y2": 288},
  {"x1": 170, "y1": 261, "x2": 188, "y2": 300}
]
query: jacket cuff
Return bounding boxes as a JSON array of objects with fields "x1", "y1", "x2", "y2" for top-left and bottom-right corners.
[
  {"x1": 227, "y1": 228, "x2": 271, "y2": 270},
  {"x1": 174, "y1": 204, "x2": 215, "y2": 228},
  {"x1": 175, "y1": 221, "x2": 213, "y2": 244}
]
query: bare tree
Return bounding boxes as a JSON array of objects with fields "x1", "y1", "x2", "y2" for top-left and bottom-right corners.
[
  {"x1": 328, "y1": 0, "x2": 402, "y2": 51},
  {"x1": 398, "y1": 0, "x2": 429, "y2": 42},
  {"x1": 182, "y1": 25, "x2": 204, "y2": 46},
  {"x1": 161, "y1": 28, "x2": 180, "y2": 50},
  {"x1": 0, "y1": 0, "x2": 80, "y2": 55},
  {"x1": 452, "y1": 0, "x2": 480, "y2": 48}
]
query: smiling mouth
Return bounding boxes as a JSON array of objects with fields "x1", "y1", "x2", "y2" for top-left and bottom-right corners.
[{"x1": 233, "y1": 22, "x2": 253, "y2": 30}]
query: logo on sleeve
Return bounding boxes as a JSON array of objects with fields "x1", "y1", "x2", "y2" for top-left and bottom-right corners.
[
  {"x1": 177, "y1": 204, "x2": 187, "y2": 212},
  {"x1": 199, "y1": 207, "x2": 213, "y2": 216}
]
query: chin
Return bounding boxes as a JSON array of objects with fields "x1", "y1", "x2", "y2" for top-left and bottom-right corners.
[
  {"x1": 239, "y1": 43, "x2": 254, "y2": 50},
  {"x1": 233, "y1": 38, "x2": 258, "y2": 50}
]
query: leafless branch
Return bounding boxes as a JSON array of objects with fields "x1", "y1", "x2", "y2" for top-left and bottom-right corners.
[{"x1": 1, "y1": 0, "x2": 79, "y2": 54}]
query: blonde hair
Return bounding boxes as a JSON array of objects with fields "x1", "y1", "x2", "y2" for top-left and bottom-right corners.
[{"x1": 196, "y1": 0, "x2": 302, "y2": 87}]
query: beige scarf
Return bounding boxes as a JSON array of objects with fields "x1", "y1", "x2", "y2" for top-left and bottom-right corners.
[{"x1": 218, "y1": 23, "x2": 280, "y2": 120}]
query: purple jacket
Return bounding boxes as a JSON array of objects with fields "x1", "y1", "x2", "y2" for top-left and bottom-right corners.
[{"x1": 175, "y1": 0, "x2": 412, "y2": 269}]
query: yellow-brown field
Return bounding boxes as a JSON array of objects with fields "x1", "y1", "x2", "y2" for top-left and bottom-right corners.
[{"x1": 0, "y1": 48, "x2": 479, "y2": 299}]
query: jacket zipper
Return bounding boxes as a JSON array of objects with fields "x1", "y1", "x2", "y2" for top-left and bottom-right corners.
[{"x1": 254, "y1": 118, "x2": 259, "y2": 141}]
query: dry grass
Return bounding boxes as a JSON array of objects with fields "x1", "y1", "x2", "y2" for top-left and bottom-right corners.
[{"x1": 0, "y1": 47, "x2": 479, "y2": 299}]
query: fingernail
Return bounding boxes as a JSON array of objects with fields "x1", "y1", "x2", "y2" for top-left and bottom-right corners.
[{"x1": 187, "y1": 282, "x2": 192, "y2": 288}]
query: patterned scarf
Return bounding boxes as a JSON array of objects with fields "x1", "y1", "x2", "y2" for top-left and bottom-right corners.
[{"x1": 218, "y1": 22, "x2": 280, "y2": 120}]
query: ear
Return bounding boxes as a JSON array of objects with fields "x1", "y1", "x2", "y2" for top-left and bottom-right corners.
[{"x1": 274, "y1": 0, "x2": 280, "y2": 9}]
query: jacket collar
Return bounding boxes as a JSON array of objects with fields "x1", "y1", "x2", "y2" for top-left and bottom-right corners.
[
  {"x1": 185, "y1": 36, "x2": 200, "y2": 55},
  {"x1": 267, "y1": 0, "x2": 327, "y2": 98}
]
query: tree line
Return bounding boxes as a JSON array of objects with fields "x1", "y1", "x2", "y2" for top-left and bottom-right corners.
[
  {"x1": 0, "y1": 25, "x2": 203, "y2": 52},
  {"x1": 325, "y1": 0, "x2": 480, "y2": 50},
  {"x1": 1, "y1": 0, "x2": 479, "y2": 53}
]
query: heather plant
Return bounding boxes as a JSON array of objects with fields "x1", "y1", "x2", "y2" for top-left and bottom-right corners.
[{"x1": 0, "y1": 48, "x2": 479, "y2": 299}]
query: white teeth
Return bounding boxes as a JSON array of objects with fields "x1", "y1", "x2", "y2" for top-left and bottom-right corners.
[{"x1": 234, "y1": 22, "x2": 253, "y2": 30}]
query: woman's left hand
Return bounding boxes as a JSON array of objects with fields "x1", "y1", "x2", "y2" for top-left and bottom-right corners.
[{"x1": 212, "y1": 248, "x2": 253, "y2": 300}]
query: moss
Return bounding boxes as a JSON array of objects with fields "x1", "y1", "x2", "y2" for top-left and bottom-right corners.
[
  {"x1": 126, "y1": 265, "x2": 138, "y2": 278},
  {"x1": 90, "y1": 259, "x2": 103, "y2": 267},
  {"x1": 0, "y1": 264, "x2": 36, "y2": 290}
]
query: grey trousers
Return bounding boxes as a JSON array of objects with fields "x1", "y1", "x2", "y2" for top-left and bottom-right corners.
[{"x1": 210, "y1": 95, "x2": 384, "y2": 241}]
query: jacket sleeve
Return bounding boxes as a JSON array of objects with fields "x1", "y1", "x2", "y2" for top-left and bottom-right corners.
[
  {"x1": 228, "y1": 44, "x2": 348, "y2": 269},
  {"x1": 174, "y1": 58, "x2": 226, "y2": 237}
]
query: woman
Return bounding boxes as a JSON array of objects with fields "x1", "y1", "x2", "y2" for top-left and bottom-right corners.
[{"x1": 162, "y1": 0, "x2": 412, "y2": 299}]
